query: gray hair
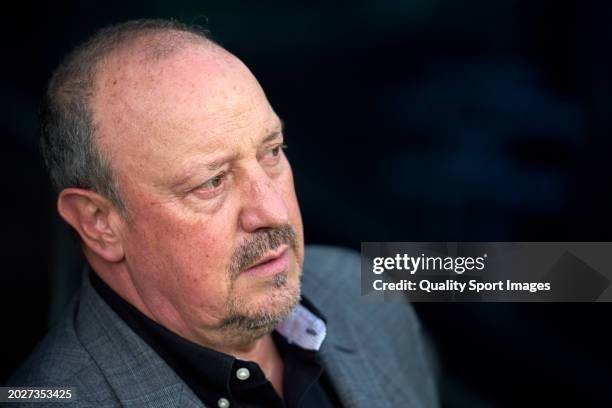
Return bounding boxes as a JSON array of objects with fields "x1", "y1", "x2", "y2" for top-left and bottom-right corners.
[{"x1": 40, "y1": 19, "x2": 213, "y2": 213}]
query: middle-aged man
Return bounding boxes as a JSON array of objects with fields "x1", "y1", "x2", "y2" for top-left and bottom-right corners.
[{"x1": 8, "y1": 19, "x2": 438, "y2": 407}]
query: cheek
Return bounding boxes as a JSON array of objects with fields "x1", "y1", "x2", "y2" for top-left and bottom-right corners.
[
  {"x1": 123, "y1": 202, "x2": 238, "y2": 305},
  {"x1": 280, "y1": 167, "x2": 302, "y2": 221},
  {"x1": 278, "y1": 167, "x2": 304, "y2": 254}
]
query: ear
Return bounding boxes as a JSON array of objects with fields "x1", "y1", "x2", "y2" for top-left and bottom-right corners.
[{"x1": 57, "y1": 188, "x2": 125, "y2": 263}]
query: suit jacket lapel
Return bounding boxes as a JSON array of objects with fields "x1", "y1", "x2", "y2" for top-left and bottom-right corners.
[
  {"x1": 75, "y1": 273, "x2": 205, "y2": 408},
  {"x1": 318, "y1": 315, "x2": 392, "y2": 408}
]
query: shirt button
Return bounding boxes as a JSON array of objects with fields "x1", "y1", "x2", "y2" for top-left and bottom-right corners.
[
  {"x1": 217, "y1": 397, "x2": 230, "y2": 408},
  {"x1": 236, "y1": 367, "x2": 250, "y2": 381}
]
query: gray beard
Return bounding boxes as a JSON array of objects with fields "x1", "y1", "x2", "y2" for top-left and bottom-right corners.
[
  {"x1": 217, "y1": 224, "x2": 301, "y2": 343},
  {"x1": 218, "y1": 271, "x2": 299, "y2": 345}
]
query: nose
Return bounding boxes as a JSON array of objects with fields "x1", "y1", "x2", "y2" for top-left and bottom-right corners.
[{"x1": 238, "y1": 164, "x2": 290, "y2": 233}]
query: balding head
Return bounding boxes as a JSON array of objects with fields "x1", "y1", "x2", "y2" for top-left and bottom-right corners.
[{"x1": 41, "y1": 19, "x2": 215, "y2": 212}]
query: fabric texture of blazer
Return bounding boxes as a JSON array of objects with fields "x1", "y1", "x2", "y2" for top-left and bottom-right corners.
[{"x1": 8, "y1": 245, "x2": 438, "y2": 407}]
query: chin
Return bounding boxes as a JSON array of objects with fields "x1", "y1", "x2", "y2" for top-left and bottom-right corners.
[
  {"x1": 249, "y1": 271, "x2": 301, "y2": 313},
  {"x1": 221, "y1": 271, "x2": 301, "y2": 336}
]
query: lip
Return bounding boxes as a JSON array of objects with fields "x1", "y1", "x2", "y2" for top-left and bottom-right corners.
[{"x1": 242, "y1": 245, "x2": 290, "y2": 278}]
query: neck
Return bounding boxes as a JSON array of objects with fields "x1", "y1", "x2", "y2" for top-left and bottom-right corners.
[{"x1": 232, "y1": 333, "x2": 285, "y2": 397}]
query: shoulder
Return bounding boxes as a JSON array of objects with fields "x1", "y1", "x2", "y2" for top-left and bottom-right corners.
[
  {"x1": 302, "y1": 245, "x2": 439, "y2": 405},
  {"x1": 303, "y1": 244, "x2": 420, "y2": 329},
  {"x1": 6, "y1": 296, "x2": 118, "y2": 406},
  {"x1": 303, "y1": 244, "x2": 361, "y2": 285}
]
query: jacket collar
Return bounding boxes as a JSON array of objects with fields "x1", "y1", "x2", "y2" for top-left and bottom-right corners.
[
  {"x1": 302, "y1": 266, "x2": 392, "y2": 408},
  {"x1": 76, "y1": 271, "x2": 204, "y2": 407}
]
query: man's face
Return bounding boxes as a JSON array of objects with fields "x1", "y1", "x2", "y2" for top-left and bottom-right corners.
[{"x1": 93, "y1": 42, "x2": 304, "y2": 345}]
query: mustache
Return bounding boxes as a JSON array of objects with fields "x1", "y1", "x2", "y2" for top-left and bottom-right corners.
[{"x1": 229, "y1": 224, "x2": 298, "y2": 277}]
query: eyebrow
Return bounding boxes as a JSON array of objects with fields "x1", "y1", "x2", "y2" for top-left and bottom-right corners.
[
  {"x1": 260, "y1": 121, "x2": 284, "y2": 146},
  {"x1": 205, "y1": 122, "x2": 284, "y2": 170},
  {"x1": 170, "y1": 122, "x2": 285, "y2": 189}
]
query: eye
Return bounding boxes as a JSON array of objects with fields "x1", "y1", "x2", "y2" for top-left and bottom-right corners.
[
  {"x1": 262, "y1": 143, "x2": 287, "y2": 164},
  {"x1": 271, "y1": 144, "x2": 286, "y2": 156},
  {"x1": 196, "y1": 172, "x2": 226, "y2": 192}
]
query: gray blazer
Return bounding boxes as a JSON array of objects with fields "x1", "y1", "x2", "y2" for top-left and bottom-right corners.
[{"x1": 8, "y1": 246, "x2": 438, "y2": 407}]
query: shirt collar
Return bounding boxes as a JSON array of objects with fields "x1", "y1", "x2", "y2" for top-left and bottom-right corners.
[{"x1": 276, "y1": 298, "x2": 327, "y2": 351}]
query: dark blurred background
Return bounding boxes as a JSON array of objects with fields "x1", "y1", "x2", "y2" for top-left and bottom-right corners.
[{"x1": 2, "y1": 1, "x2": 612, "y2": 407}]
